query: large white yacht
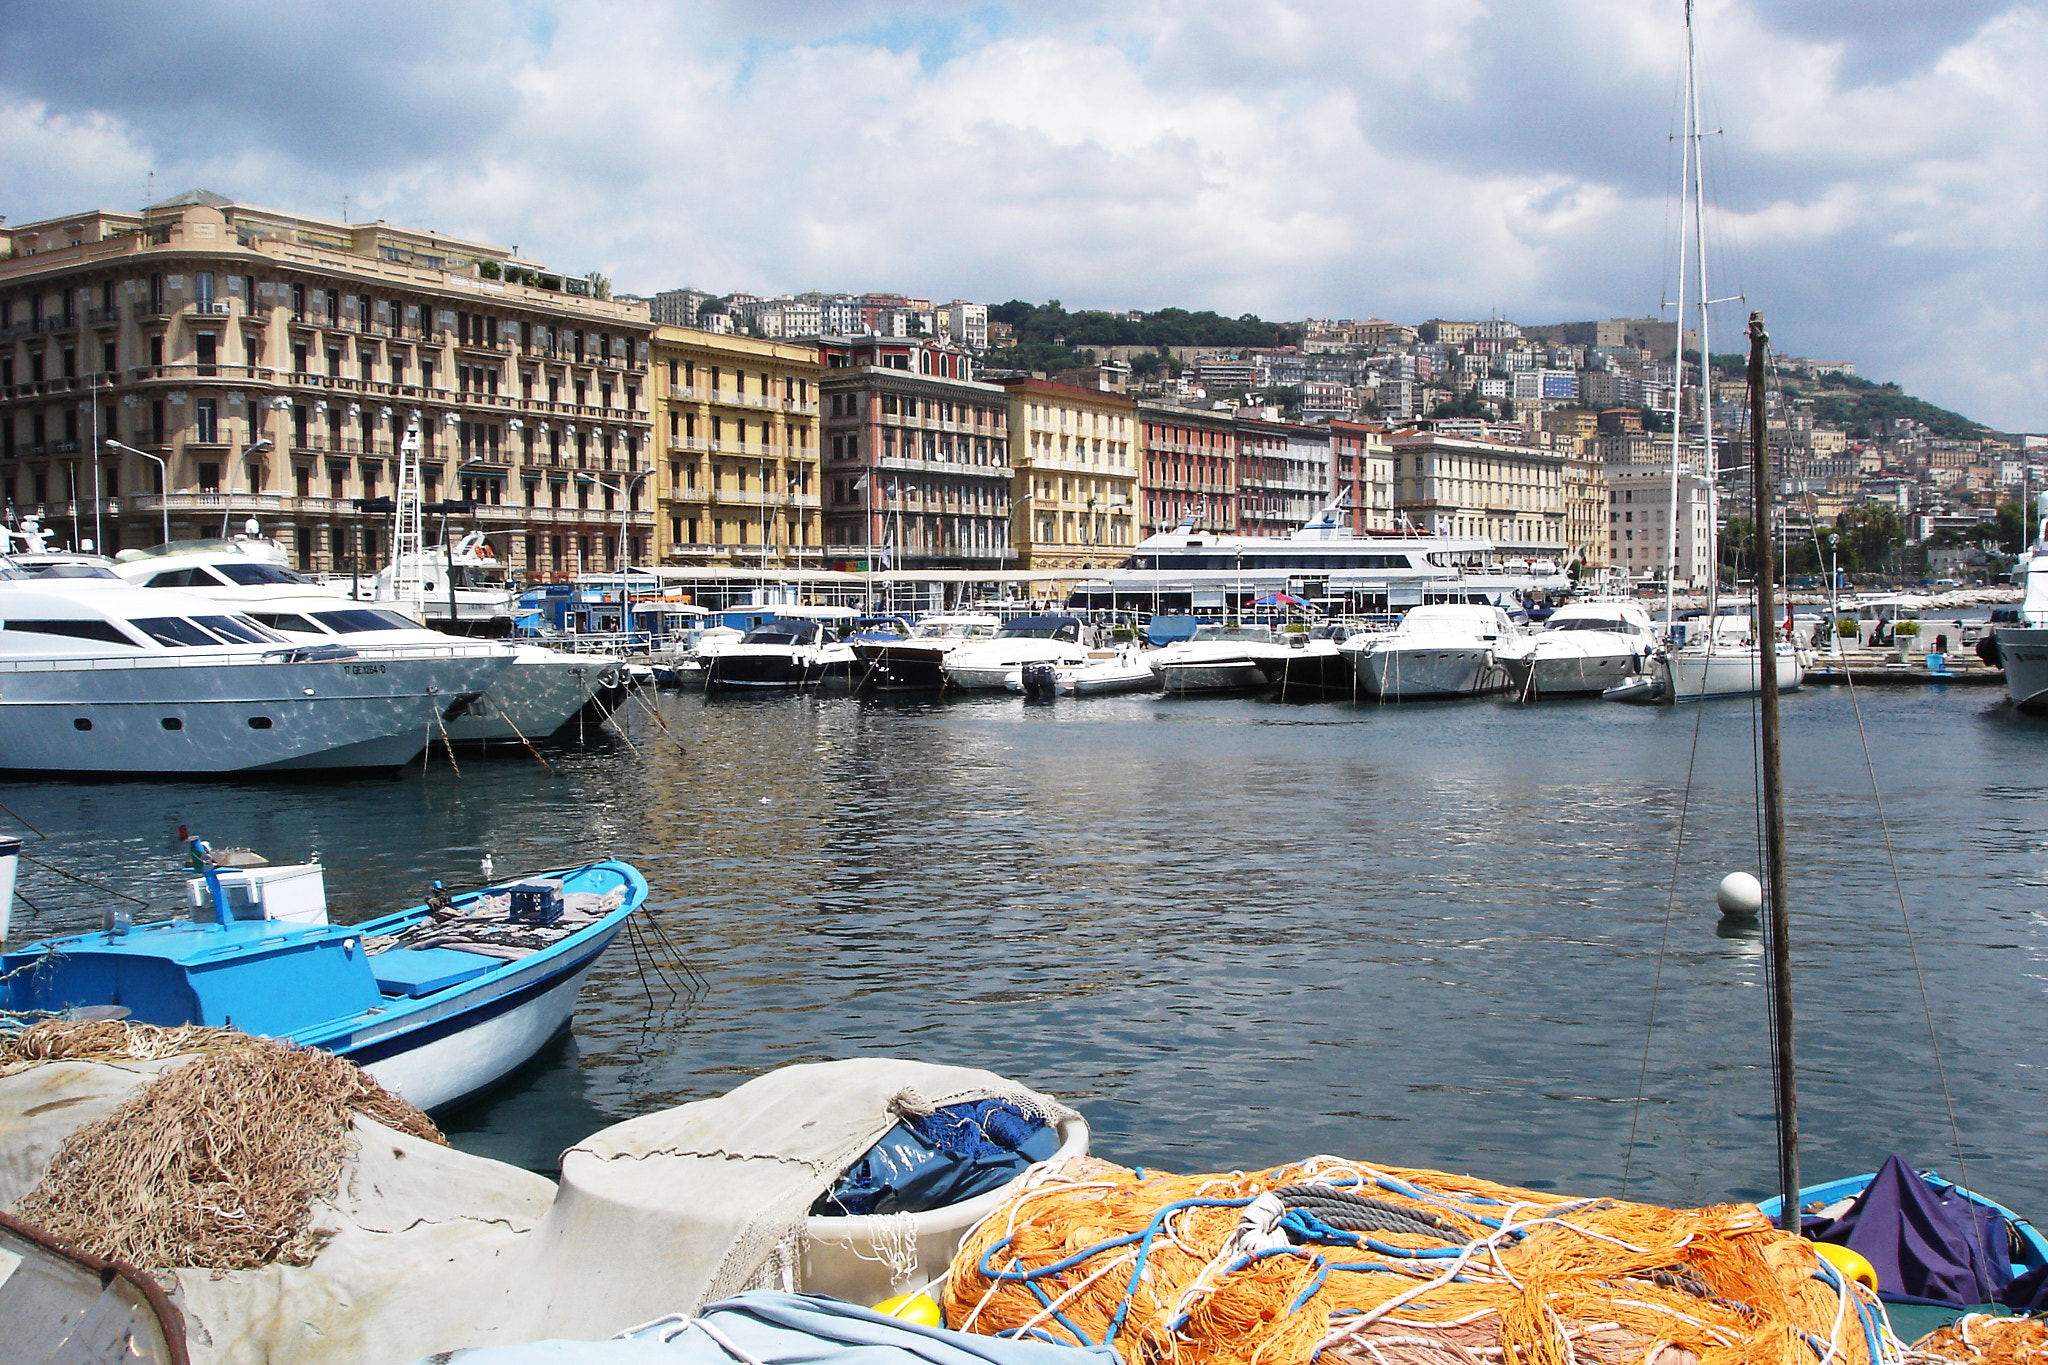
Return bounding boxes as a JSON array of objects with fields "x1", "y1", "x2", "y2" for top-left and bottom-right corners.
[
  {"x1": 1497, "y1": 599, "x2": 1660, "y2": 698},
  {"x1": 111, "y1": 537, "x2": 610, "y2": 743},
  {"x1": 1341, "y1": 603, "x2": 1521, "y2": 700},
  {"x1": 1066, "y1": 505, "x2": 1570, "y2": 617},
  {"x1": 0, "y1": 576, "x2": 510, "y2": 774}
]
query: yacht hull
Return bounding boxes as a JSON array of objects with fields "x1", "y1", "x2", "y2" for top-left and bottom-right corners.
[
  {"x1": 1996, "y1": 627, "x2": 2048, "y2": 709},
  {"x1": 1501, "y1": 647, "x2": 1650, "y2": 698},
  {"x1": 703, "y1": 648, "x2": 823, "y2": 690},
  {"x1": 1662, "y1": 645, "x2": 1803, "y2": 702},
  {"x1": 0, "y1": 653, "x2": 506, "y2": 774},
  {"x1": 1154, "y1": 658, "x2": 1270, "y2": 693},
  {"x1": 1357, "y1": 646, "x2": 1506, "y2": 699}
]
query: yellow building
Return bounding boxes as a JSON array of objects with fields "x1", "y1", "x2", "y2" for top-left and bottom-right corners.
[
  {"x1": 650, "y1": 327, "x2": 823, "y2": 566},
  {"x1": 1000, "y1": 377, "x2": 1139, "y2": 571}
]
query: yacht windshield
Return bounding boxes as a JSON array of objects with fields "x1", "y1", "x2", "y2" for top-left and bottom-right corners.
[
  {"x1": 309, "y1": 608, "x2": 421, "y2": 634},
  {"x1": 1550, "y1": 618, "x2": 1631, "y2": 633},
  {"x1": 195, "y1": 615, "x2": 286, "y2": 645},
  {"x1": 214, "y1": 563, "x2": 310, "y2": 586},
  {"x1": 132, "y1": 617, "x2": 230, "y2": 648}
]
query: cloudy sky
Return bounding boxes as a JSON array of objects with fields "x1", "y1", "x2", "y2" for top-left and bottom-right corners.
[{"x1": 4, "y1": 1, "x2": 2044, "y2": 429}]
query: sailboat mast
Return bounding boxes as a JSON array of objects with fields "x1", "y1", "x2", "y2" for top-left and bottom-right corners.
[
  {"x1": 1664, "y1": 0, "x2": 1696, "y2": 631},
  {"x1": 1688, "y1": 1, "x2": 1715, "y2": 585},
  {"x1": 1749, "y1": 310, "x2": 1799, "y2": 1231}
]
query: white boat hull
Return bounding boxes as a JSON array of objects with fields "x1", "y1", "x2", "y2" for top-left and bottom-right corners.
[
  {"x1": 356, "y1": 956, "x2": 604, "y2": 1113},
  {"x1": 1997, "y1": 627, "x2": 2048, "y2": 709},
  {"x1": 1357, "y1": 645, "x2": 1506, "y2": 699},
  {"x1": 1155, "y1": 658, "x2": 1271, "y2": 693},
  {"x1": 445, "y1": 649, "x2": 612, "y2": 742},
  {"x1": 1501, "y1": 646, "x2": 1650, "y2": 698},
  {"x1": 945, "y1": 646, "x2": 1091, "y2": 691},
  {"x1": 1661, "y1": 644, "x2": 1803, "y2": 701},
  {"x1": 0, "y1": 653, "x2": 507, "y2": 774}
]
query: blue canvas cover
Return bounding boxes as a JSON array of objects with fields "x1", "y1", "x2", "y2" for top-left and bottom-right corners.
[
  {"x1": 415, "y1": 1290, "x2": 1117, "y2": 1365},
  {"x1": 811, "y1": 1100, "x2": 1059, "y2": 1217},
  {"x1": 1809, "y1": 1155, "x2": 2013, "y2": 1307}
]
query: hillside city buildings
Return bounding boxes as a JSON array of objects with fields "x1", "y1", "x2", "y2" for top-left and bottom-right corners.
[{"x1": 3, "y1": 191, "x2": 2031, "y2": 593}]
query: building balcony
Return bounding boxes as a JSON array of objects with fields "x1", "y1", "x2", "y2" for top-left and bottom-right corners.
[{"x1": 130, "y1": 301, "x2": 174, "y2": 321}]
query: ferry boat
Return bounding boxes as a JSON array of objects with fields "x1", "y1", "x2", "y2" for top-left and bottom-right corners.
[{"x1": 1065, "y1": 505, "x2": 1570, "y2": 618}]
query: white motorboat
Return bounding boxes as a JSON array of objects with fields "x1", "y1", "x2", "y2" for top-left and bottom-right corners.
[
  {"x1": 0, "y1": 577, "x2": 510, "y2": 774},
  {"x1": 941, "y1": 615, "x2": 1092, "y2": 690},
  {"x1": 1148, "y1": 622, "x2": 1292, "y2": 693},
  {"x1": 851, "y1": 612, "x2": 1002, "y2": 691},
  {"x1": 1001, "y1": 645, "x2": 1158, "y2": 696},
  {"x1": 703, "y1": 617, "x2": 838, "y2": 690},
  {"x1": 1258, "y1": 622, "x2": 1380, "y2": 695},
  {"x1": 1343, "y1": 603, "x2": 1521, "y2": 700},
  {"x1": 111, "y1": 538, "x2": 611, "y2": 743},
  {"x1": 1498, "y1": 599, "x2": 1660, "y2": 698}
]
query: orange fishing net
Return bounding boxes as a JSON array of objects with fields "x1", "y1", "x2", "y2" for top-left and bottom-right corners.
[
  {"x1": 946, "y1": 1156, "x2": 1896, "y2": 1365},
  {"x1": 1905, "y1": 1313, "x2": 2048, "y2": 1363}
]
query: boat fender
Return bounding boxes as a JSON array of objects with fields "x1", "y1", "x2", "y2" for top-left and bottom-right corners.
[
  {"x1": 874, "y1": 1291, "x2": 944, "y2": 1327},
  {"x1": 1811, "y1": 1241, "x2": 1878, "y2": 1292}
]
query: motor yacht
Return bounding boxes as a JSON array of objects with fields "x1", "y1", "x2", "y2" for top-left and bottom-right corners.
[
  {"x1": 1342, "y1": 603, "x2": 1521, "y2": 700},
  {"x1": 1258, "y1": 621, "x2": 1378, "y2": 696},
  {"x1": 112, "y1": 538, "x2": 612, "y2": 743},
  {"x1": 1497, "y1": 599, "x2": 1659, "y2": 698},
  {"x1": 0, "y1": 576, "x2": 510, "y2": 774},
  {"x1": 1148, "y1": 622, "x2": 1292, "y2": 694},
  {"x1": 940, "y1": 615, "x2": 1093, "y2": 691},
  {"x1": 703, "y1": 618, "x2": 838, "y2": 690},
  {"x1": 851, "y1": 613, "x2": 1001, "y2": 691}
]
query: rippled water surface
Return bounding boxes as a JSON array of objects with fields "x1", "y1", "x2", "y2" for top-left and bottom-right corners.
[{"x1": 8, "y1": 682, "x2": 2047, "y2": 1216}]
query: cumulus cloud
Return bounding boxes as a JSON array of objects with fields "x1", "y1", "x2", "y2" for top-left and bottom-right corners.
[{"x1": 2, "y1": 0, "x2": 2043, "y2": 428}]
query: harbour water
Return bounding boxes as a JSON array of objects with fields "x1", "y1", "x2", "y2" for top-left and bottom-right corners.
[{"x1": 6, "y1": 682, "x2": 2046, "y2": 1218}]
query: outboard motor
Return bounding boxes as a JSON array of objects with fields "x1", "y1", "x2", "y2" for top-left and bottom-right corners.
[{"x1": 1021, "y1": 661, "x2": 1059, "y2": 701}]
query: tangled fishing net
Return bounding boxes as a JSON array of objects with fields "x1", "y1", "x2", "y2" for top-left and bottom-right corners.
[
  {"x1": 1906, "y1": 1314, "x2": 2048, "y2": 1363},
  {"x1": 947, "y1": 1156, "x2": 1901, "y2": 1365},
  {"x1": 0, "y1": 1017, "x2": 246, "y2": 1075},
  {"x1": 10, "y1": 1022, "x2": 445, "y2": 1270}
]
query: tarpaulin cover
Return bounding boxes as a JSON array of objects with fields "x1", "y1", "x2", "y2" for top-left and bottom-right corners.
[
  {"x1": 1808, "y1": 1154, "x2": 2013, "y2": 1307},
  {"x1": 811, "y1": 1100, "x2": 1058, "y2": 1217},
  {"x1": 417, "y1": 1289, "x2": 1118, "y2": 1365}
]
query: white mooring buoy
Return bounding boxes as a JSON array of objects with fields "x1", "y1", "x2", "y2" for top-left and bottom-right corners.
[{"x1": 1716, "y1": 871, "x2": 1763, "y2": 920}]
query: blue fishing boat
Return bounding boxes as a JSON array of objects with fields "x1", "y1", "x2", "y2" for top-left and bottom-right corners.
[
  {"x1": 0, "y1": 844, "x2": 647, "y2": 1113},
  {"x1": 1759, "y1": 1158, "x2": 2048, "y2": 1319}
]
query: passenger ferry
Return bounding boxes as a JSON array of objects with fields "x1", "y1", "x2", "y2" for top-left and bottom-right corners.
[{"x1": 1065, "y1": 506, "x2": 1572, "y2": 616}]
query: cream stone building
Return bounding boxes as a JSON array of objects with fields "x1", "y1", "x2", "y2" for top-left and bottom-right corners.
[
  {"x1": 1000, "y1": 377, "x2": 1139, "y2": 571},
  {"x1": 1389, "y1": 431, "x2": 1568, "y2": 556},
  {"x1": 650, "y1": 327, "x2": 823, "y2": 566},
  {"x1": 0, "y1": 190, "x2": 653, "y2": 577}
]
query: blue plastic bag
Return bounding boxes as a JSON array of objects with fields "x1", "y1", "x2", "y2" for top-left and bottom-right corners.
[{"x1": 812, "y1": 1100, "x2": 1060, "y2": 1217}]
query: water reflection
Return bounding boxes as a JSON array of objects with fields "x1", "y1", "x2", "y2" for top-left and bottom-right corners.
[{"x1": 1, "y1": 686, "x2": 2043, "y2": 1216}]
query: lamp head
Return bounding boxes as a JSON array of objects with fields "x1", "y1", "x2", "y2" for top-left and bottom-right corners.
[
  {"x1": 245, "y1": 437, "x2": 274, "y2": 455},
  {"x1": 102, "y1": 439, "x2": 121, "y2": 452}
]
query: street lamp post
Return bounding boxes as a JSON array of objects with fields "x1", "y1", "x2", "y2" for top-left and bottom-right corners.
[
  {"x1": 104, "y1": 438, "x2": 170, "y2": 548},
  {"x1": 222, "y1": 436, "x2": 274, "y2": 537},
  {"x1": 577, "y1": 468, "x2": 651, "y2": 576}
]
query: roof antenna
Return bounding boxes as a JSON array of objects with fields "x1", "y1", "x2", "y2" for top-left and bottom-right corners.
[
  {"x1": 342, "y1": 194, "x2": 349, "y2": 224},
  {"x1": 145, "y1": 170, "x2": 154, "y2": 210}
]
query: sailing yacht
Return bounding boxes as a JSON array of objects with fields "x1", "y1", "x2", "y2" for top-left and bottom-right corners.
[{"x1": 1605, "y1": 2, "x2": 1803, "y2": 706}]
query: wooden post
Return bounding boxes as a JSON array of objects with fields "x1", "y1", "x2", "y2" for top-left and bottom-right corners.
[{"x1": 1750, "y1": 310, "x2": 1800, "y2": 1231}]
